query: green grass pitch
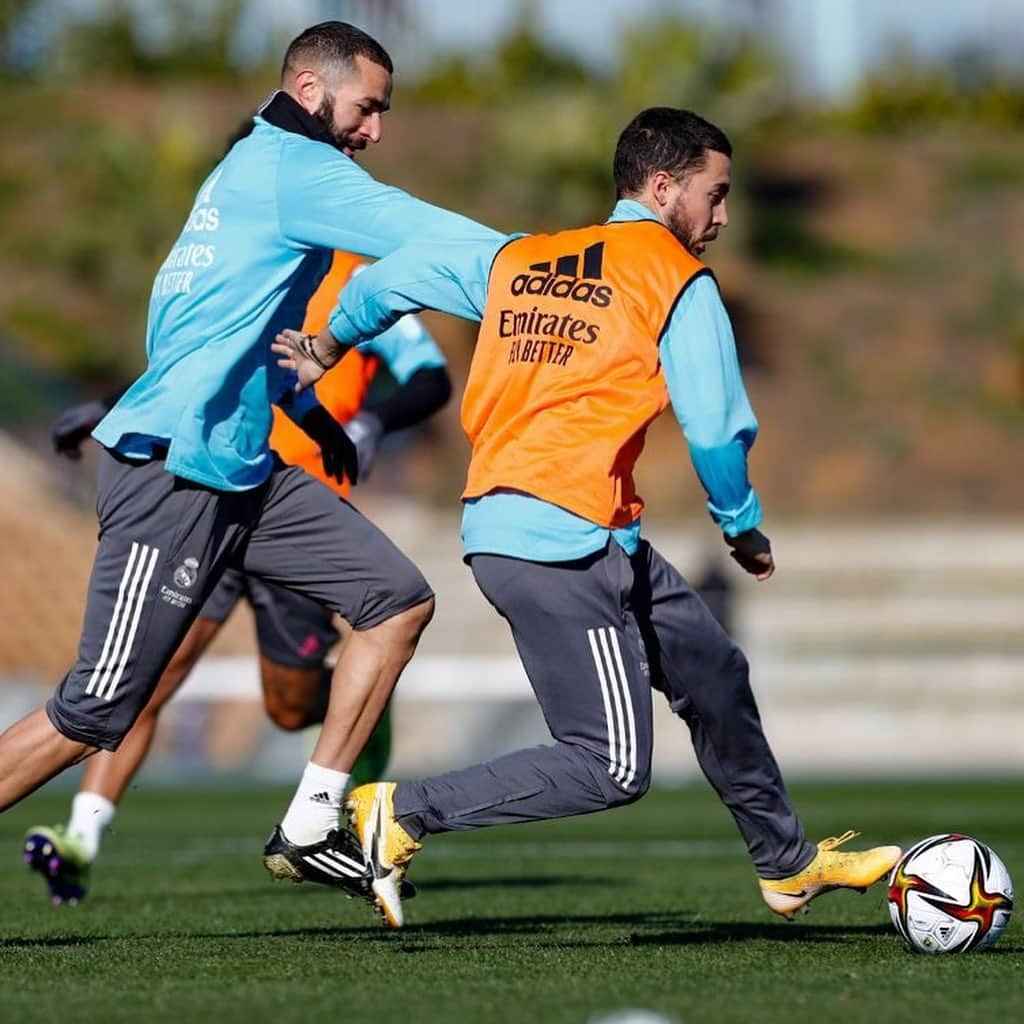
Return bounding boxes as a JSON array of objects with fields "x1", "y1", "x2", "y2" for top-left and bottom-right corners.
[{"x1": 0, "y1": 780, "x2": 1020, "y2": 1024}]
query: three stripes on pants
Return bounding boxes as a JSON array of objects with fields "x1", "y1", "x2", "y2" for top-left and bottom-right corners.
[
  {"x1": 86, "y1": 541, "x2": 161, "y2": 702},
  {"x1": 586, "y1": 626, "x2": 638, "y2": 791}
]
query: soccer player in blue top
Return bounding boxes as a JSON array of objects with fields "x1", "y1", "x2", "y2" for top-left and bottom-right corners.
[
  {"x1": 0, "y1": 20, "x2": 499, "y2": 903},
  {"x1": 24, "y1": 287, "x2": 451, "y2": 905}
]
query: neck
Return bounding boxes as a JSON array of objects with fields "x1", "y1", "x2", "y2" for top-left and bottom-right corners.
[
  {"x1": 622, "y1": 194, "x2": 665, "y2": 225},
  {"x1": 257, "y1": 90, "x2": 341, "y2": 151}
]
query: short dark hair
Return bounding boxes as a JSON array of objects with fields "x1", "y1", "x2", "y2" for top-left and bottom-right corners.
[
  {"x1": 613, "y1": 107, "x2": 732, "y2": 198},
  {"x1": 282, "y1": 21, "x2": 393, "y2": 82}
]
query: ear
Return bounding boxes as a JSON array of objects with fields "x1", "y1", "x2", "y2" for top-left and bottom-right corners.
[
  {"x1": 648, "y1": 170, "x2": 676, "y2": 210},
  {"x1": 291, "y1": 68, "x2": 325, "y2": 114}
]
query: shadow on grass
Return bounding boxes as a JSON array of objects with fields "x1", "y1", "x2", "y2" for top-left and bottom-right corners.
[
  {"x1": 630, "y1": 920, "x2": 894, "y2": 946},
  {"x1": 192, "y1": 911, "x2": 701, "y2": 948},
  {"x1": 139, "y1": 873, "x2": 613, "y2": 903},
  {"x1": 422, "y1": 874, "x2": 615, "y2": 892},
  {"x1": 167, "y1": 911, "x2": 691, "y2": 947},
  {"x1": 389, "y1": 915, "x2": 909, "y2": 949},
  {"x1": 8, "y1": 915, "x2": 1019, "y2": 957},
  {"x1": 0, "y1": 935, "x2": 109, "y2": 949}
]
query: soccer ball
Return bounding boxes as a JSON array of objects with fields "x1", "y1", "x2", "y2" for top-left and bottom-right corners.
[{"x1": 887, "y1": 833, "x2": 1014, "y2": 954}]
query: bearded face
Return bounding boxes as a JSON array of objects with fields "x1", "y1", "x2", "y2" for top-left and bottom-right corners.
[
  {"x1": 661, "y1": 151, "x2": 731, "y2": 257},
  {"x1": 309, "y1": 56, "x2": 391, "y2": 157}
]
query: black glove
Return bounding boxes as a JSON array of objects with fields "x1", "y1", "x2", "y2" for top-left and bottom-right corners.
[
  {"x1": 342, "y1": 410, "x2": 385, "y2": 481},
  {"x1": 51, "y1": 399, "x2": 110, "y2": 460},
  {"x1": 300, "y1": 405, "x2": 360, "y2": 486},
  {"x1": 724, "y1": 528, "x2": 775, "y2": 580}
]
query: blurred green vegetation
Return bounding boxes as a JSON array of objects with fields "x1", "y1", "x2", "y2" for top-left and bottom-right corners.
[
  {"x1": 845, "y1": 45, "x2": 1024, "y2": 133},
  {"x1": 5, "y1": 0, "x2": 249, "y2": 81},
  {"x1": 408, "y1": 9, "x2": 790, "y2": 229},
  {"x1": 1, "y1": 2, "x2": 1023, "y2": 514},
  {"x1": 0, "y1": 82, "x2": 228, "y2": 385}
]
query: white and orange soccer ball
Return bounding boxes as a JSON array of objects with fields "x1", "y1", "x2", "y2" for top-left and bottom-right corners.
[{"x1": 887, "y1": 833, "x2": 1014, "y2": 954}]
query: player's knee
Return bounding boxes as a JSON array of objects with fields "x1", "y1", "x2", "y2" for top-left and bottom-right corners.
[
  {"x1": 261, "y1": 664, "x2": 321, "y2": 731},
  {"x1": 403, "y1": 594, "x2": 435, "y2": 635},
  {"x1": 48, "y1": 715, "x2": 99, "y2": 761},
  {"x1": 46, "y1": 693, "x2": 127, "y2": 754},
  {"x1": 394, "y1": 594, "x2": 434, "y2": 631},
  {"x1": 265, "y1": 703, "x2": 314, "y2": 732},
  {"x1": 590, "y1": 744, "x2": 652, "y2": 809},
  {"x1": 366, "y1": 595, "x2": 435, "y2": 654},
  {"x1": 605, "y1": 764, "x2": 651, "y2": 808},
  {"x1": 727, "y1": 642, "x2": 750, "y2": 679},
  {"x1": 694, "y1": 636, "x2": 751, "y2": 703},
  {"x1": 601, "y1": 782, "x2": 642, "y2": 810},
  {"x1": 263, "y1": 686, "x2": 318, "y2": 730},
  {"x1": 352, "y1": 549, "x2": 434, "y2": 638},
  {"x1": 719, "y1": 643, "x2": 754, "y2": 703},
  {"x1": 631, "y1": 761, "x2": 653, "y2": 801}
]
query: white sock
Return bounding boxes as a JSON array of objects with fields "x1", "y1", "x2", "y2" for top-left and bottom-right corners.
[
  {"x1": 67, "y1": 792, "x2": 117, "y2": 861},
  {"x1": 280, "y1": 762, "x2": 350, "y2": 847}
]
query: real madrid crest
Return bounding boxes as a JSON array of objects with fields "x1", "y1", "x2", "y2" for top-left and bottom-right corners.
[{"x1": 173, "y1": 556, "x2": 199, "y2": 589}]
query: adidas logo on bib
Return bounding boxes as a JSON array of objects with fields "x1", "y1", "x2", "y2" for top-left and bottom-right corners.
[{"x1": 510, "y1": 242, "x2": 613, "y2": 307}]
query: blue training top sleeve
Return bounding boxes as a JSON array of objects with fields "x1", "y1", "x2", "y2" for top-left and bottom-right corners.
[
  {"x1": 276, "y1": 140, "x2": 503, "y2": 259},
  {"x1": 658, "y1": 273, "x2": 763, "y2": 536},
  {"x1": 327, "y1": 237, "x2": 510, "y2": 346}
]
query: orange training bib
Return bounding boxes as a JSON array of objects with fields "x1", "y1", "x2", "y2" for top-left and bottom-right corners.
[
  {"x1": 270, "y1": 251, "x2": 380, "y2": 497},
  {"x1": 462, "y1": 220, "x2": 706, "y2": 526}
]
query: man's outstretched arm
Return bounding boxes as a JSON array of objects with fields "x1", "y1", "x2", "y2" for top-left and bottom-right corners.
[
  {"x1": 279, "y1": 146, "x2": 505, "y2": 259},
  {"x1": 273, "y1": 236, "x2": 509, "y2": 389}
]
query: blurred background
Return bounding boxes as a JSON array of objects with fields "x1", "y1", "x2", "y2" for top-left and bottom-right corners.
[{"x1": 1, "y1": 0, "x2": 1022, "y2": 786}]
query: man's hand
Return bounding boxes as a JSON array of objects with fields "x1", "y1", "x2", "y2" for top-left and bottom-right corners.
[
  {"x1": 300, "y1": 406, "x2": 359, "y2": 486},
  {"x1": 724, "y1": 528, "x2": 775, "y2": 581},
  {"x1": 51, "y1": 400, "x2": 109, "y2": 460},
  {"x1": 273, "y1": 329, "x2": 341, "y2": 392},
  {"x1": 342, "y1": 411, "x2": 385, "y2": 481}
]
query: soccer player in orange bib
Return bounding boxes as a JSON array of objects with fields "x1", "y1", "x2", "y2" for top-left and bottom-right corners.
[
  {"x1": 276, "y1": 107, "x2": 901, "y2": 929},
  {"x1": 25, "y1": 249, "x2": 450, "y2": 904}
]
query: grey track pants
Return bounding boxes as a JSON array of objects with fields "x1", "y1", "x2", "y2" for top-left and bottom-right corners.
[{"x1": 395, "y1": 541, "x2": 815, "y2": 878}]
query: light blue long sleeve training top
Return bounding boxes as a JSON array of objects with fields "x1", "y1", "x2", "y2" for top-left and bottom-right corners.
[
  {"x1": 93, "y1": 93, "x2": 501, "y2": 492},
  {"x1": 348, "y1": 267, "x2": 445, "y2": 384},
  {"x1": 327, "y1": 199, "x2": 762, "y2": 560}
]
